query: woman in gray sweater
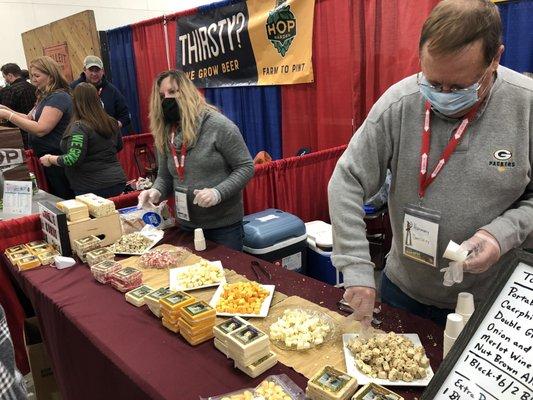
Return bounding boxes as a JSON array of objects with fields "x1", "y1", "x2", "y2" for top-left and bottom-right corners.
[
  {"x1": 138, "y1": 70, "x2": 254, "y2": 251},
  {"x1": 39, "y1": 83, "x2": 126, "y2": 198}
]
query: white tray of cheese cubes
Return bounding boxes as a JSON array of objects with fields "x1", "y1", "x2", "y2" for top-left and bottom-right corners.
[
  {"x1": 209, "y1": 283, "x2": 275, "y2": 318},
  {"x1": 169, "y1": 260, "x2": 226, "y2": 291},
  {"x1": 343, "y1": 333, "x2": 434, "y2": 387}
]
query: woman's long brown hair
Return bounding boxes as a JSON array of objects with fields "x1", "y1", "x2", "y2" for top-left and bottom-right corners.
[{"x1": 70, "y1": 83, "x2": 118, "y2": 138}]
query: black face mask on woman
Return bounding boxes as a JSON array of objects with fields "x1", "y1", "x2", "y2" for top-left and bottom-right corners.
[{"x1": 161, "y1": 98, "x2": 180, "y2": 125}]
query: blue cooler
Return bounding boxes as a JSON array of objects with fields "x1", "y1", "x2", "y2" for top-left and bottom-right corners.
[
  {"x1": 243, "y1": 209, "x2": 307, "y2": 273},
  {"x1": 305, "y1": 221, "x2": 343, "y2": 286}
]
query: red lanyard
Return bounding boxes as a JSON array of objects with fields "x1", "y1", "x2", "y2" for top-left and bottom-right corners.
[
  {"x1": 169, "y1": 127, "x2": 186, "y2": 181},
  {"x1": 418, "y1": 101, "x2": 479, "y2": 198}
]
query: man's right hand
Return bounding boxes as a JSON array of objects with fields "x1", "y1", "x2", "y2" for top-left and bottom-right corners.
[
  {"x1": 137, "y1": 188, "x2": 161, "y2": 209},
  {"x1": 343, "y1": 286, "x2": 376, "y2": 327}
]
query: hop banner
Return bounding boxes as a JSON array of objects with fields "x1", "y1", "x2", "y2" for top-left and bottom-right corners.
[{"x1": 176, "y1": 0, "x2": 315, "y2": 88}]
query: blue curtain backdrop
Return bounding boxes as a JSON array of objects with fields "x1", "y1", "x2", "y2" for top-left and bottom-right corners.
[
  {"x1": 107, "y1": 26, "x2": 142, "y2": 133},
  {"x1": 205, "y1": 87, "x2": 282, "y2": 160},
  {"x1": 498, "y1": 0, "x2": 533, "y2": 73}
]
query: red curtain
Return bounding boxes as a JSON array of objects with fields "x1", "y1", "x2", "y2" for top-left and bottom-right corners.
[
  {"x1": 243, "y1": 146, "x2": 346, "y2": 222},
  {"x1": 132, "y1": 17, "x2": 170, "y2": 133},
  {"x1": 357, "y1": 0, "x2": 439, "y2": 117},
  {"x1": 282, "y1": 0, "x2": 439, "y2": 158},
  {"x1": 281, "y1": 0, "x2": 355, "y2": 158}
]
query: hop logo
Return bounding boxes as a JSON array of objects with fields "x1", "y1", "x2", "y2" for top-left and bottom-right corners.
[{"x1": 266, "y1": 2, "x2": 296, "y2": 57}]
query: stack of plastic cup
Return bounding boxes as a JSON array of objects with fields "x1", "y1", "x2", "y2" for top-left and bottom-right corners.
[
  {"x1": 455, "y1": 292, "x2": 475, "y2": 325},
  {"x1": 443, "y1": 313, "x2": 464, "y2": 358},
  {"x1": 194, "y1": 228, "x2": 206, "y2": 251}
]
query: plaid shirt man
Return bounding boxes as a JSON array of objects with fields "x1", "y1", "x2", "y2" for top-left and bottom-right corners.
[
  {"x1": 1, "y1": 78, "x2": 36, "y2": 115},
  {"x1": 0, "y1": 305, "x2": 27, "y2": 400}
]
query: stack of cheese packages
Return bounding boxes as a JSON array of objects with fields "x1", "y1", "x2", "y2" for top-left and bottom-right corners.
[
  {"x1": 144, "y1": 287, "x2": 173, "y2": 317},
  {"x1": 214, "y1": 317, "x2": 278, "y2": 378},
  {"x1": 91, "y1": 260, "x2": 122, "y2": 284},
  {"x1": 72, "y1": 235, "x2": 101, "y2": 261},
  {"x1": 306, "y1": 365, "x2": 358, "y2": 400},
  {"x1": 56, "y1": 199, "x2": 90, "y2": 224},
  {"x1": 125, "y1": 285, "x2": 154, "y2": 307},
  {"x1": 5, "y1": 240, "x2": 59, "y2": 271},
  {"x1": 159, "y1": 291, "x2": 196, "y2": 333},
  {"x1": 86, "y1": 248, "x2": 115, "y2": 267},
  {"x1": 74, "y1": 194, "x2": 116, "y2": 218},
  {"x1": 109, "y1": 266, "x2": 143, "y2": 292},
  {"x1": 178, "y1": 300, "x2": 216, "y2": 345}
]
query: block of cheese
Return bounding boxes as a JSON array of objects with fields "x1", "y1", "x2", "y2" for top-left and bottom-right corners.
[
  {"x1": 214, "y1": 338, "x2": 230, "y2": 357},
  {"x1": 30, "y1": 245, "x2": 56, "y2": 256},
  {"x1": 180, "y1": 326, "x2": 214, "y2": 346},
  {"x1": 178, "y1": 317, "x2": 214, "y2": 337},
  {"x1": 234, "y1": 351, "x2": 278, "y2": 378},
  {"x1": 91, "y1": 260, "x2": 122, "y2": 284},
  {"x1": 9, "y1": 249, "x2": 34, "y2": 264},
  {"x1": 86, "y1": 248, "x2": 114, "y2": 267},
  {"x1": 16, "y1": 255, "x2": 41, "y2": 271},
  {"x1": 162, "y1": 318, "x2": 180, "y2": 333},
  {"x1": 145, "y1": 287, "x2": 174, "y2": 317},
  {"x1": 73, "y1": 236, "x2": 101, "y2": 254},
  {"x1": 25, "y1": 240, "x2": 48, "y2": 249},
  {"x1": 109, "y1": 267, "x2": 143, "y2": 292},
  {"x1": 180, "y1": 301, "x2": 216, "y2": 325},
  {"x1": 125, "y1": 285, "x2": 154, "y2": 307},
  {"x1": 214, "y1": 316, "x2": 249, "y2": 345},
  {"x1": 56, "y1": 199, "x2": 87, "y2": 213},
  {"x1": 306, "y1": 365, "x2": 358, "y2": 400},
  {"x1": 226, "y1": 325, "x2": 270, "y2": 366},
  {"x1": 37, "y1": 250, "x2": 60, "y2": 265},
  {"x1": 75, "y1": 194, "x2": 116, "y2": 218},
  {"x1": 160, "y1": 291, "x2": 196, "y2": 313},
  {"x1": 5, "y1": 245, "x2": 28, "y2": 255}
]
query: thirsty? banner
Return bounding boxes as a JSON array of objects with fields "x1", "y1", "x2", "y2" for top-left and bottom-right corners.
[{"x1": 176, "y1": 0, "x2": 315, "y2": 88}]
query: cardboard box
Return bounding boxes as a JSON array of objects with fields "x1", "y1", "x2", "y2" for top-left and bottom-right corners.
[{"x1": 24, "y1": 318, "x2": 61, "y2": 400}]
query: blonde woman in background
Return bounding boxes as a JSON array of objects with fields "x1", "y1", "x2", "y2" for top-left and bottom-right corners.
[
  {"x1": 138, "y1": 70, "x2": 254, "y2": 250},
  {"x1": 0, "y1": 56, "x2": 73, "y2": 198}
]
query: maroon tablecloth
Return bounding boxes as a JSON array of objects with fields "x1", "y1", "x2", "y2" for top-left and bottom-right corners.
[{"x1": 6, "y1": 229, "x2": 443, "y2": 400}]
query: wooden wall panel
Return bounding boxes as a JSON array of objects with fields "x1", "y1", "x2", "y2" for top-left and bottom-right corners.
[{"x1": 21, "y1": 10, "x2": 100, "y2": 81}]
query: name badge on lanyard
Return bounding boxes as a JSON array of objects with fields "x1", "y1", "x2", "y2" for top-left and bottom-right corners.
[
  {"x1": 175, "y1": 188, "x2": 190, "y2": 221},
  {"x1": 403, "y1": 204, "x2": 440, "y2": 267}
]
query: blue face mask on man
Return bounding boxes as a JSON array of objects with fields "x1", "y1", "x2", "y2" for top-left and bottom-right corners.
[{"x1": 418, "y1": 67, "x2": 491, "y2": 117}]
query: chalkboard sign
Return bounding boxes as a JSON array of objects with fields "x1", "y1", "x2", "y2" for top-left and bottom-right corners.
[{"x1": 422, "y1": 249, "x2": 533, "y2": 400}]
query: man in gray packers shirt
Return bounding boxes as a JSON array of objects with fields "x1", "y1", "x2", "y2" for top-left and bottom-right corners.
[
  {"x1": 328, "y1": 0, "x2": 532, "y2": 326},
  {"x1": 0, "y1": 305, "x2": 27, "y2": 399}
]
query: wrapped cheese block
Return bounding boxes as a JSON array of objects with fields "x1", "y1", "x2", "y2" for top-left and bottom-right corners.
[
  {"x1": 213, "y1": 316, "x2": 248, "y2": 345},
  {"x1": 306, "y1": 366, "x2": 358, "y2": 400},
  {"x1": 73, "y1": 236, "x2": 101, "y2": 256},
  {"x1": 91, "y1": 260, "x2": 122, "y2": 284},
  {"x1": 109, "y1": 267, "x2": 143, "y2": 292},
  {"x1": 125, "y1": 285, "x2": 154, "y2": 307},
  {"x1": 178, "y1": 301, "x2": 216, "y2": 345},
  {"x1": 5, "y1": 245, "x2": 27, "y2": 255},
  {"x1": 234, "y1": 351, "x2": 278, "y2": 378},
  {"x1": 144, "y1": 287, "x2": 174, "y2": 318},
  {"x1": 16, "y1": 255, "x2": 41, "y2": 271},
  {"x1": 226, "y1": 325, "x2": 270, "y2": 366},
  {"x1": 75, "y1": 193, "x2": 116, "y2": 218},
  {"x1": 37, "y1": 250, "x2": 60, "y2": 265},
  {"x1": 56, "y1": 200, "x2": 90, "y2": 221},
  {"x1": 86, "y1": 248, "x2": 114, "y2": 267},
  {"x1": 25, "y1": 240, "x2": 48, "y2": 249}
]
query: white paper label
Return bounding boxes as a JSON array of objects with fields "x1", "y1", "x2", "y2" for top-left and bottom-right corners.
[
  {"x1": 282, "y1": 252, "x2": 302, "y2": 271},
  {"x1": 174, "y1": 190, "x2": 190, "y2": 221},
  {"x1": 3, "y1": 180, "x2": 32, "y2": 215},
  {"x1": 256, "y1": 214, "x2": 279, "y2": 222},
  {"x1": 434, "y1": 262, "x2": 533, "y2": 400}
]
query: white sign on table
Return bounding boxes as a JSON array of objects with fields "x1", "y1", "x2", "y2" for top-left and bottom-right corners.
[
  {"x1": 3, "y1": 180, "x2": 32, "y2": 215},
  {"x1": 422, "y1": 250, "x2": 533, "y2": 400}
]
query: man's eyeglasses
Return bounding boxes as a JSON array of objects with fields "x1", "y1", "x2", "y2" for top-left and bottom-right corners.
[{"x1": 416, "y1": 65, "x2": 491, "y2": 94}]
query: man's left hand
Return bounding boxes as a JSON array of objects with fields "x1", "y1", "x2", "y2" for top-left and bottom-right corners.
[{"x1": 459, "y1": 230, "x2": 501, "y2": 274}]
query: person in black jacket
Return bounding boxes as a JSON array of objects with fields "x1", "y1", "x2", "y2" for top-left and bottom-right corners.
[
  {"x1": 39, "y1": 83, "x2": 126, "y2": 198},
  {"x1": 1, "y1": 63, "x2": 37, "y2": 148},
  {"x1": 70, "y1": 55, "x2": 133, "y2": 135}
]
